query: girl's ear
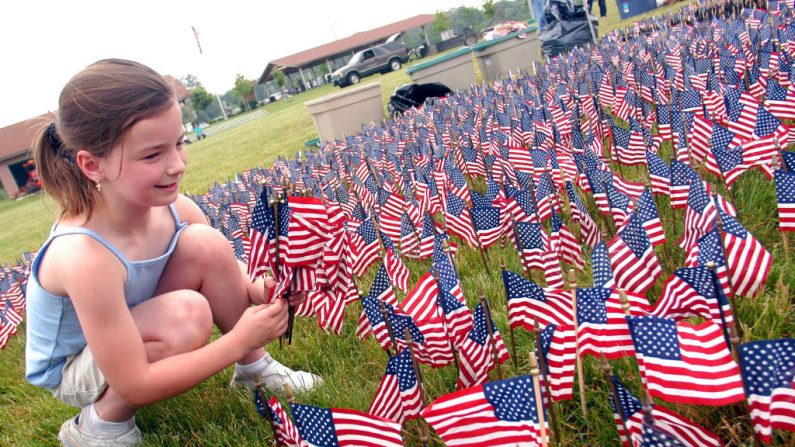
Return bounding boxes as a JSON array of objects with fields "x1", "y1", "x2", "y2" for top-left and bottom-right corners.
[{"x1": 75, "y1": 150, "x2": 105, "y2": 183}]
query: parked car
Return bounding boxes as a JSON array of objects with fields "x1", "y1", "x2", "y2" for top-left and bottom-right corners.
[{"x1": 331, "y1": 34, "x2": 409, "y2": 87}]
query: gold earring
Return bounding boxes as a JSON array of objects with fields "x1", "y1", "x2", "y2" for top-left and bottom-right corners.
[{"x1": 94, "y1": 181, "x2": 102, "y2": 192}]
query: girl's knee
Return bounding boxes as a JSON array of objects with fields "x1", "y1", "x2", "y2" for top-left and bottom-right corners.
[
  {"x1": 176, "y1": 224, "x2": 236, "y2": 268},
  {"x1": 168, "y1": 291, "x2": 212, "y2": 351}
]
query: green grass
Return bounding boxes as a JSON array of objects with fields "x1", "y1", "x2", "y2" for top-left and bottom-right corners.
[{"x1": 2, "y1": 1, "x2": 794, "y2": 445}]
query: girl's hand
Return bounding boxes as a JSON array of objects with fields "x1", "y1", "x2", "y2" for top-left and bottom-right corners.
[
  {"x1": 232, "y1": 299, "x2": 288, "y2": 351},
  {"x1": 286, "y1": 291, "x2": 306, "y2": 307},
  {"x1": 248, "y1": 275, "x2": 277, "y2": 305}
]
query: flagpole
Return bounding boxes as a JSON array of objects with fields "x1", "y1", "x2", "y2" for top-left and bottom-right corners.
[
  {"x1": 468, "y1": 206, "x2": 491, "y2": 274},
  {"x1": 379, "y1": 299, "x2": 397, "y2": 357},
  {"x1": 500, "y1": 256, "x2": 519, "y2": 370},
  {"x1": 567, "y1": 268, "x2": 588, "y2": 417},
  {"x1": 599, "y1": 355, "x2": 630, "y2": 447},
  {"x1": 712, "y1": 194, "x2": 743, "y2": 335},
  {"x1": 534, "y1": 319, "x2": 562, "y2": 447},
  {"x1": 479, "y1": 291, "x2": 503, "y2": 381},
  {"x1": 268, "y1": 186, "x2": 291, "y2": 348},
  {"x1": 254, "y1": 382, "x2": 283, "y2": 447},
  {"x1": 529, "y1": 352, "x2": 550, "y2": 447},
  {"x1": 404, "y1": 327, "x2": 430, "y2": 447},
  {"x1": 431, "y1": 267, "x2": 461, "y2": 372}
]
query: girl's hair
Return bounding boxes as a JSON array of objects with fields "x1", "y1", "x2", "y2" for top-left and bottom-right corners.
[{"x1": 32, "y1": 59, "x2": 176, "y2": 219}]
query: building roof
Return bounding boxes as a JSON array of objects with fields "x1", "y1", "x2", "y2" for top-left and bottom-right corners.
[
  {"x1": 0, "y1": 114, "x2": 50, "y2": 162},
  {"x1": 258, "y1": 14, "x2": 435, "y2": 84}
]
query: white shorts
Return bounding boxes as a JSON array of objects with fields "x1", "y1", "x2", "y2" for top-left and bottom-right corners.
[{"x1": 51, "y1": 346, "x2": 107, "y2": 408}]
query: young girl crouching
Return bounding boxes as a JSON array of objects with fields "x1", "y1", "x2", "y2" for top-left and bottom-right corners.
[{"x1": 26, "y1": 59, "x2": 320, "y2": 446}]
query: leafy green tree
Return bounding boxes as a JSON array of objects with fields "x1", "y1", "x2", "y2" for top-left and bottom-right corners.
[
  {"x1": 483, "y1": 0, "x2": 497, "y2": 20},
  {"x1": 272, "y1": 71, "x2": 287, "y2": 90},
  {"x1": 180, "y1": 74, "x2": 202, "y2": 90},
  {"x1": 233, "y1": 74, "x2": 254, "y2": 100},
  {"x1": 452, "y1": 6, "x2": 485, "y2": 35},
  {"x1": 432, "y1": 11, "x2": 452, "y2": 33},
  {"x1": 190, "y1": 85, "x2": 214, "y2": 113}
]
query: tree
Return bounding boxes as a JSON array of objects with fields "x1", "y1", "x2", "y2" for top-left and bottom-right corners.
[
  {"x1": 180, "y1": 74, "x2": 202, "y2": 90},
  {"x1": 272, "y1": 71, "x2": 287, "y2": 91},
  {"x1": 483, "y1": 0, "x2": 497, "y2": 20},
  {"x1": 432, "y1": 11, "x2": 452, "y2": 33},
  {"x1": 452, "y1": 6, "x2": 485, "y2": 35},
  {"x1": 190, "y1": 86, "x2": 214, "y2": 115},
  {"x1": 233, "y1": 74, "x2": 254, "y2": 112}
]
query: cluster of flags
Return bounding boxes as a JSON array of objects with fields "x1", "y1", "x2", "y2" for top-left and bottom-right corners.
[
  {"x1": 0, "y1": 255, "x2": 31, "y2": 350},
  {"x1": 177, "y1": 1, "x2": 795, "y2": 444}
]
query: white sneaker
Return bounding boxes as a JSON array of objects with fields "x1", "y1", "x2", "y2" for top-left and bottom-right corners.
[
  {"x1": 58, "y1": 413, "x2": 142, "y2": 447},
  {"x1": 230, "y1": 353, "x2": 322, "y2": 393}
]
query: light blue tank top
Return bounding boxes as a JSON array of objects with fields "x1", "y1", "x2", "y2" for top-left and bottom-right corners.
[{"x1": 25, "y1": 204, "x2": 188, "y2": 389}]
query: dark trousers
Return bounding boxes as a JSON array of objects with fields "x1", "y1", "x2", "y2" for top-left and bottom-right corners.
[{"x1": 588, "y1": 0, "x2": 607, "y2": 16}]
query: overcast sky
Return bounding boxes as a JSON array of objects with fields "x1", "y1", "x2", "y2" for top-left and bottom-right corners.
[{"x1": 1, "y1": 0, "x2": 486, "y2": 128}]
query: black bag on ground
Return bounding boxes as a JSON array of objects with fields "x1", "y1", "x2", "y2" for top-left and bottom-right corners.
[
  {"x1": 539, "y1": 0, "x2": 599, "y2": 57},
  {"x1": 388, "y1": 83, "x2": 453, "y2": 117}
]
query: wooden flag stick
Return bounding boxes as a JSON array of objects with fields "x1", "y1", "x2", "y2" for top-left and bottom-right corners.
[
  {"x1": 432, "y1": 267, "x2": 460, "y2": 371},
  {"x1": 254, "y1": 381, "x2": 282, "y2": 447},
  {"x1": 599, "y1": 354, "x2": 629, "y2": 446},
  {"x1": 468, "y1": 206, "x2": 491, "y2": 275},
  {"x1": 529, "y1": 352, "x2": 550, "y2": 447},
  {"x1": 479, "y1": 290, "x2": 503, "y2": 381},
  {"x1": 404, "y1": 327, "x2": 430, "y2": 447},
  {"x1": 379, "y1": 300, "x2": 397, "y2": 358},
  {"x1": 567, "y1": 268, "x2": 588, "y2": 417},
  {"x1": 500, "y1": 256, "x2": 519, "y2": 370},
  {"x1": 712, "y1": 200, "x2": 743, "y2": 337},
  {"x1": 534, "y1": 320, "x2": 562, "y2": 447}
]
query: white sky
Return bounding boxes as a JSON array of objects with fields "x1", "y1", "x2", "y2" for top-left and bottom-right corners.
[{"x1": 0, "y1": 0, "x2": 485, "y2": 128}]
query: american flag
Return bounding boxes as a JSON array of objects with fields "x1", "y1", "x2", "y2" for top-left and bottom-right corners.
[
  {"x1": 398, "y1": 213, "x2": 420, "y2": 257},
  {"x1": 766, "y1": 78, "x2": 795, "y2": 120},
  {"x1": 550, "y1": 209, "x2": 584, "y2": 270},
  {"x1": 566, "y1": 181, "x2": 600, "y2": 248},
  {"x1": 536, "y1": 323, "x2": 576, "y2": 402},
  {"x1": 356, "y1": 264, "x2": 398, "y2": 340},
  {"x1": 445, "y1": 193, "x2": 478, "y2": 248},
  {"x1": 471, "y1": 206, "x2": 503, "y2": 248},
  {"x1": 651, "y1": 266, "x2": 733, "y2": 328},
  {"x1": 669, "y1": 161, "x2": 702, "y2": 209},
  {"x1": 434, "y1": 258, "x2": 473, "y2": 346},
  {"x1": 352, "y1": 218, "x2": 380, "y2": 276},
  {"x1": 591, "y1": 241, "x2": 615, "y2": 288},
  {"x1": 0, "y1": 300, "x2": 23, "y2": 349},
  {"x1": 609, "y1": 376, "x2": 722, "y2": 447},
  {"x1": 247, "y1": 191, "x2": 276, "y2": 280},
  {"x1": 421, "y1": 375, "x2": 549, "y2": 447},
  {"x1": 502, "y1": 269, "x2": 573, "y2": 330},
  {"x1": 456, "y1": 300, "x2": 509, "y2": 390},
  {"x1": 738, "y1": 339, "x2": 795, "y2": 444},
  {"x1": 535, "y1": 173, "x2": 557, "y2": 222},
  {"x1": 717, "y1": 206, "x2": 772, "y2": 297},
  {"x1": 369, "y1": 348, "x2": 423, "y2": 424},
  {"x1": 680, "y1": 181, "x2": 717, "y2": 253},
  {"x1": 507, "y1": 144, "x2": 535, "y2": 174},
  {"x1": 607, "y1": 215, "x2": 662, "y2": 294},
  {"x1": 634, "y1": 190, "x2": 665, "y2": 247},
  {"x1": 646, "y1": 150, "x2": 670, "y2": 196},
  {"x1": 503, "y1": 189, "x2": 538, "y2": 224},
  {"x1": 253, "y1": 392, "x2": 304, "y2": 447},
  {"x1": 292, "y1": 403, "x2": 404, "y2": 447},
  {"x1": 576, "y1": 287, "x2": 650, "y2": 359},
  {"x1": 284, "y1": 196, "x2": 329, "y2": 267},
  {"x1": 626, "y1": 316, "x2": 745, "y2": 406},
  {"x1": 513, "y1": 222, "x2": 564, "y2": 288},
  {"x1": 775, "y1": 169, "x2": 795, "y2": 231},
  {"x1": 383, "y1": 246, "x2": 410, "y2": 293}
]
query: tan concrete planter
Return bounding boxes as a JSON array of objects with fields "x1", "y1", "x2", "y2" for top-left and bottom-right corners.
[
  {"x1": 304, "y1": 82, "x2": 384, "y2": 142},
  {"x1": 406, "y1": 47, "x2": 476, "y2": 92},
  {"x1": 472, "y1": 26, "x2": 540, "y2": 84}
]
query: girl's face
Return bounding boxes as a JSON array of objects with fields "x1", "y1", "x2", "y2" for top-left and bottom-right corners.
[{"x1": 100, "y1": 102, "x2": 187, "y2": 209}]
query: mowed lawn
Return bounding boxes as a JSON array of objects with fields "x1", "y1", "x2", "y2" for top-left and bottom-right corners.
[{"x1": 3, "y1": 1, "x2": 794, "y2": 446}]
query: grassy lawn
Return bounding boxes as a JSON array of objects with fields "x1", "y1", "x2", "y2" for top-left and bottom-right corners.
[{"x1": 3, "y1": 1, "x2": 794, "y2": 446}]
